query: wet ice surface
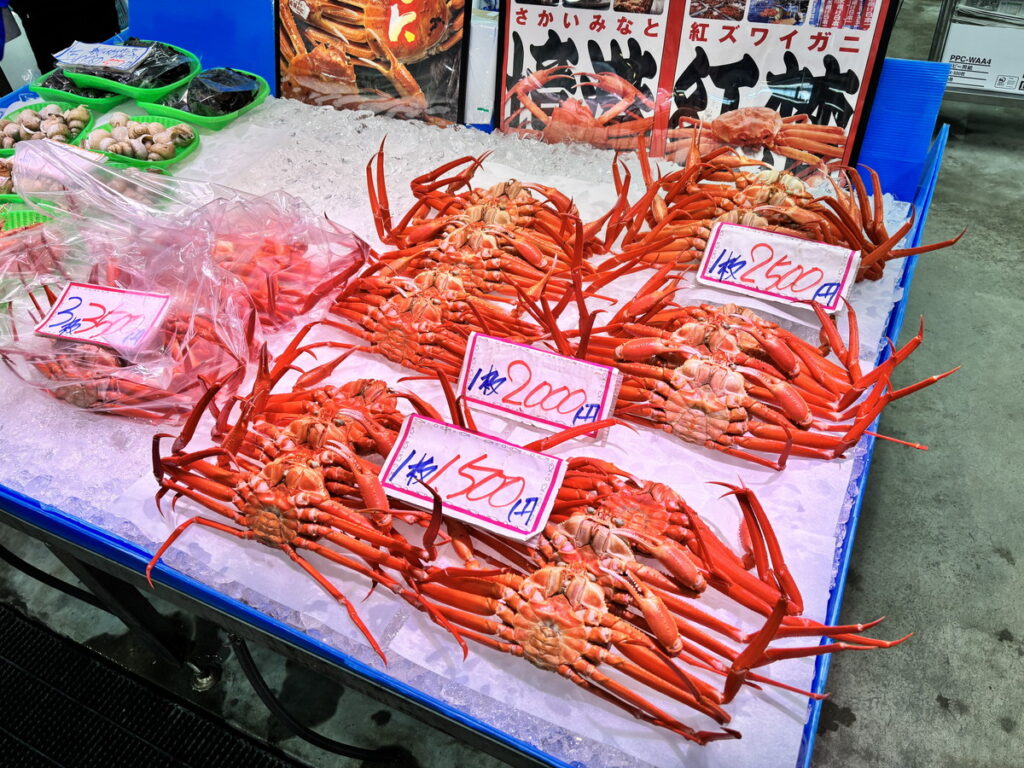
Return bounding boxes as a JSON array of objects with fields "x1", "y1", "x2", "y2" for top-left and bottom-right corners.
[{"x1": 0, "y1": 97, "x2": 921, "y2": 768}]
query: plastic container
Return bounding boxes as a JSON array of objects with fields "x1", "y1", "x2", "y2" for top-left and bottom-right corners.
[
  {"x1": 85, "y1": 114, "x2": 200, "y2": 170},
  {"x1": 29, "y1": 70, "x2": 129, "y2": 110},
  {"x1": 64, "y1": 42, "x2": 202, "y2": 102},
  {"x1": 0, "y1": 102, "x2": 95, "y2": 158},
  {"x1": 137, "y1": 70, "x2": 270, "y2": 130},
  {"x1": 0, "y1": 195, "x2": 57, "y2": 230}
]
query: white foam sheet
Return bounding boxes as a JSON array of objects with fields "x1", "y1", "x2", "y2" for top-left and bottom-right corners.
[{"x1": 0, "y1": 97, "x2": 921, "y2": 768}]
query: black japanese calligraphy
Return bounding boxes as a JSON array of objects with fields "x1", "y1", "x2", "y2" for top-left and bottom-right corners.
[
  {"x1": 671, "y1": 46, "x2": 759, "y2": 122},
  {"x1": 765, "y1": 51, "x2": 859, "y2": 128},
  {"x1": 585, "y1": 38, "x2": 658, "y2": 100}
]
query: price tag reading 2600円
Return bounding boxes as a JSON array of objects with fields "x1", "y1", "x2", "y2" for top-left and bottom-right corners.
[
  {"x1": 379, "y1": 416, "x2": 566, "y2": 541},
  {"x1": 457, "y1": 333, "x2": 622, "y2": 435},
  {"x1": 34, "y1": 282, "x2": 171, "y2": 353},
  {"x1": 697, "y1": 222, "x2": 860, "y2": 313}
]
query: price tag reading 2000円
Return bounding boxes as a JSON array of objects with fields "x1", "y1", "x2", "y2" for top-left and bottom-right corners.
[
  {"x1": 457, "y1": 332, "x2": 622, "y2": 435},
  {"x1": 379, "y1": 416, "x2": 566, "y2": 541}
]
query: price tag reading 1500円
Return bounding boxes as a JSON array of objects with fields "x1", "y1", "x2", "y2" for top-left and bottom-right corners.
[
  {"x1": 697, "y1": 222, "x2": 860, "y2": 313},
  {"x1": 379, "y1": 415, "x2": 566, "y2": 541},
  {"x1": 457, "y1": 332, "x2": 622, "y2": 435}
]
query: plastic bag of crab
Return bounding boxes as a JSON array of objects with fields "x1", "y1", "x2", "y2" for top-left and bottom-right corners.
[
  {"x1": 0, "y1": 191, "x2": 258, "y2": 422},
  {"x1": 0, "y1": 158, "x2": 13, "y2": 194},
  {"x1": 12, "y1": 141, "x2": 368, "y2": 331},
  {"x1": 0, "y1": 105, "x2": 92, "y2": 148},
  {"x1": 83, "y1": 112, "x2": 194, "y2": 161}
]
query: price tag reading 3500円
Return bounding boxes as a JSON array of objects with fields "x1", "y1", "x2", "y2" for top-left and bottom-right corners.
[
  {"x1": 697, "y1": 222, "x2": 860, "y2": 313},
  {"x1": 379, "y1": 416, "x2": 566, "y2": 541},
  {"x1": 457, "y1": 332, "x2": 621, "y2": 435},
  {"x1": 34, "y1": 282, "x2": 171, "y2": 353}
]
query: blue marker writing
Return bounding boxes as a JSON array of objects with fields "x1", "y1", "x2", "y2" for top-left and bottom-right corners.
[
  {"x1": 507, "y1": 496, "x2": 539, "y2": 527},
  {"x1": 710, "y1": 248, "x2": 746, "y2": 281},
  {"x1": 388, "y1": 450, "x2": 438, "y2": 486},
  {"x1": 812, "y1": 282, "x2": 841, "y2": 303},
  {"x1": 468, "y1": 365, "x2": 506, "y2": 396},
  {"x1": 48, "y1": 295, "x2": 83, "y2": 334},
  {"x1": 572, "y1": 403, "x2": 601, "y2": 425}
]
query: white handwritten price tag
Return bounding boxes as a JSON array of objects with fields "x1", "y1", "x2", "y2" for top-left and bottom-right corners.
[
  {"x1": 34, "y1": 282, "x2": 171, "y2": 352},
  {"x1": 55, "y1": 42, "x2": 152, "y2": 72},
  {"x1": 379, "y1": 415, "x2": 566, "y2": 541},
  {"x1": 697, "y1": 222, "x2": 860, "y2": 313},
  {"x1": 456, "y1": 333, "x2": 621, "y2": 435}
]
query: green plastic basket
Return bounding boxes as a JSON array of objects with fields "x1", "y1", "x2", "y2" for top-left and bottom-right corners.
[
  {"x1": 137, "y1": 69, "x2": 270, "y2": 130},
  {"x1": 0, "y1": 102, "x2": 95, "y2": 158},
  {"x1": 0, "y1": 194, "x2": 57, "y2": 230},
  {"x1": 29, "y1": 70, "x2": 129, "y2": 110},
  {"x1": 86, "y1": 114, "x2": 200, "y2": 170},
  {"x1": 64, "y1": 42, "x2": 201, "y2": 102}
]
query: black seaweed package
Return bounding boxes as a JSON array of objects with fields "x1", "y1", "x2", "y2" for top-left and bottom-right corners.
[
  {"x1": 41, "y1": 71, "x2": 112, "y2": 99},
  {"x1": 185, "y1": 69, "x2": 260, "y2": 116}
]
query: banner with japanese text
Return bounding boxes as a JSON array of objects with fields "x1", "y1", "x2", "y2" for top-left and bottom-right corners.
[{"x1": 499, "y1": 0, "x2": 895, "y2": 169}]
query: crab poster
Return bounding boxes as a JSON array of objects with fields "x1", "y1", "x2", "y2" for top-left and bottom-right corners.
[
  {"x1": 278, "y1": 0, "x2": 469, "y2": 124},
  {"x1": 499, "y1": 0, "x2": 896, "y2": 169},
  {"x1": 500, "y1": 0, "x2": 676, "y2": 150}
]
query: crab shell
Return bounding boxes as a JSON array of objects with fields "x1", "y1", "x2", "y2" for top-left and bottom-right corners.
[{"x1": 711, "y1": 107, "x2": 783, "y2": 147}]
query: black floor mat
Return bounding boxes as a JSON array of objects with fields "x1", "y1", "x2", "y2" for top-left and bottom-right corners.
[{"x1": 0, "y1": 602, "x2": 304, "y2": 768}]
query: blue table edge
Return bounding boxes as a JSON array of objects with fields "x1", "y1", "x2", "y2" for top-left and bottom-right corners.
[{"x1": 795, "y1": 123, "x2": 950, "y2": 768}]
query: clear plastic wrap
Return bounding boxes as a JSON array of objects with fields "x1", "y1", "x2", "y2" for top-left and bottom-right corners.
[
  {"x1": 203, "y1": 191, "x2": 369, "y2": 329},
  {"x1": 0, "y1": 207, "x2": 256, "y2": 422},
  {"x1": 11, "y1": 141, "x2": 369, "y2": 329}
]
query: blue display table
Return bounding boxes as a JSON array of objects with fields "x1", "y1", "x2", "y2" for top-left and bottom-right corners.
[{"x1": 0, "y1": 48, "x2": 952, "y2": 768}]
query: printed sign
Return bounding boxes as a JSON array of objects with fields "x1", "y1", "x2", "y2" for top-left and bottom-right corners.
[
  {"x1": 379, "y1": 415, "x2": 566, "y2": 541},
  {"x1": 456, "y1": 333, "x2": 621, "y2": 434},
  {"x1": 696, "y1": 221, "x2": 859, "y2": 311},
  {"x1": 34, "y1": 283, "x2": 171, "y2": 352},
  {"x1": 943, "y1": 23, "x2": 1024, "y2": 94},
  {"x1": 55, "y1": 42, "x2": 153, "y2": 73},
  {"x1": 499, "y1": 0, "x2": 897, "y2": 170}
]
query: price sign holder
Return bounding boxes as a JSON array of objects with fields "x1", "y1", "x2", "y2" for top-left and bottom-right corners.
[
  {"x1": 697, "y1": 222, "x2": 860, "y2": 312},
  {"x1": 456, "y1": 333, "x2": 621, "y2": 436},
  {"x1": 379, "y1": 415, "x2": 566, "y2": 541},
  {"x1": 34, "y1": 282, "x2": 171, "y2": 353}
]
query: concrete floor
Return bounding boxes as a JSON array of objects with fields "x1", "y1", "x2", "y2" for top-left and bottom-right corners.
[
  {"x1": 813, "y1": 4, "x2": 1024, "y2": 766},
  {"x1": 813, "y1": 105, "x2": 1024, "y2": 768},
  {"x1": 2, "y1": 2, "x2": 1023, "y2": 766}
]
